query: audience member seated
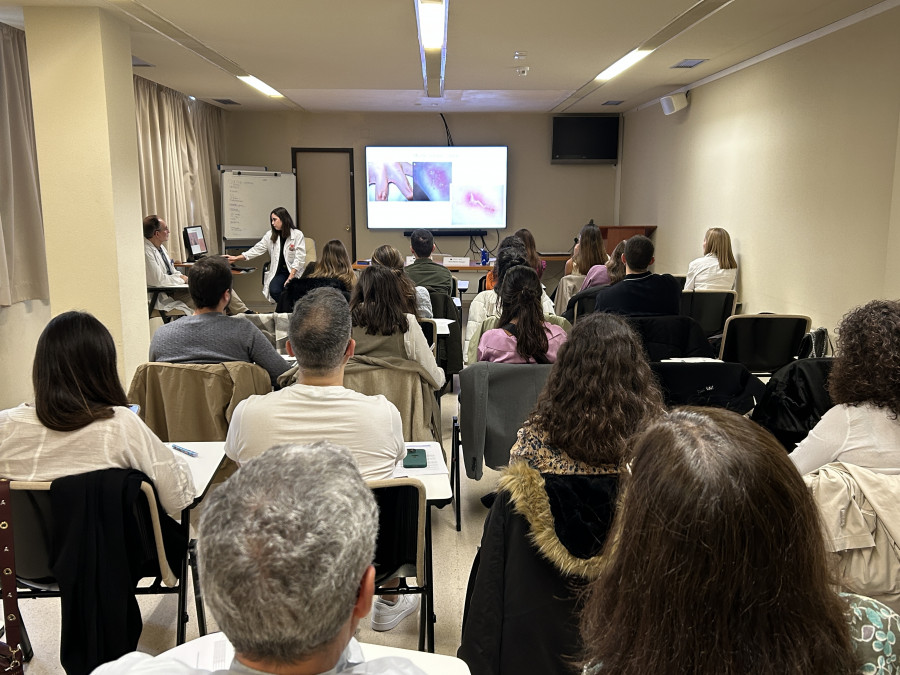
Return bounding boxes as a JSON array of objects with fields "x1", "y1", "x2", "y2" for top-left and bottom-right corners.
[
  {"x1": 349, "y1": 265, "x2": 445, "y2": 390},
  {"x1": 790, "y1": 300, "x2": 900, "y2": 475},
  {"x1": 150, "y1": 257, "x2": 289, "y2": 387},
  {"x1": 96, "y1": 442, "x2": 427, "y2": 675},
  {"x1": 459, "y1": 314, "x2": 664, "y2": 674},
  {"x1": 564, "y1": 221, "x2": 608, "y2": 276},
  {"x1": 371, "y1": 244, "x2": 433, "y2": 318},
  {"x1": 515, "y1": 227, "x2": 546, "y2": 279},
  {"x1": 144, "y1": 214, "x2": 248, "y2": 316},
  {"x1": 482, "y1": 234, "x2": 523, "y2": 290},
  {"x1": 404, "y1": 228, "x2": 453, "y2": 296},
  {"x1": 477, "y1": 266, "x2": 567, "y2": 364},
  {"x1": 579, "y1": 407, "x2": 900, "y2": 675},
  {"x1": 581, "y1": 240, "x2": 626, "y2": 292},
  {"x1": 277, "y1": 238, "x2": 355, "y2": 311},
  {"x1": 0, "y1": 311, "x2": 193, "y2": 516},
  {"x1": 225, "y1": 288, "x2": 405, "y2": 479},
  {"x1": 465, "y1": 241, "x2": 555, "y2": 362},
  {"x1": 226, "y1": 206, "x2": 306, "y2": 305},
  {"x1": 684, "y1": 226, "x2": 738, "y2": 291},
  {"x1": 594, "y1": 235, "x2": 681, "y2": 316}
]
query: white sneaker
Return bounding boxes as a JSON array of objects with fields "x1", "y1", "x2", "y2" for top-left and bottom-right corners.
[{"x1": 370, "y1": 594, "x2": 419, "y2": 631}]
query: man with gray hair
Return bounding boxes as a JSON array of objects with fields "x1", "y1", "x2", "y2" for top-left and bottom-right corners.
[
  {"x1": 94, "y1": 442, "x2": 426, "y2": 674},
  {"x1": 224, "y1": 288, "x2": 405, "y2": 479}
]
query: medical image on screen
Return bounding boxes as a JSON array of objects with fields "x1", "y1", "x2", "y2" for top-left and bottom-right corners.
[
  {"x1": 367, "y1": 161, "x2": 413, "y2": 201},
  {"x1": 450, "y1": 184, "x2": 505, "y2": 226},
  {"x1": 412, "y1": 162, "x2": 451, "y2": 202}
]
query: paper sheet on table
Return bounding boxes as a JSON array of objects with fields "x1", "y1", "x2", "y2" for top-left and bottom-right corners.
[
  {"x1": 393, "y1": 442, "x2": 448, "y2": 477},
  {"x1": 660, "y1": 357, "x2": 722, "y2": 363}
]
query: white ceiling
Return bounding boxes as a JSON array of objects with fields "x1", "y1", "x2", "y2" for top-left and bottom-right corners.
[{"x1": 0, "y1": 0, "x2": 890, "y2": 113}]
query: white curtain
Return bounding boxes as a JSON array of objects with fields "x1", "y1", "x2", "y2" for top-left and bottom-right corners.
[
  {"x1": 133, "y1": 75, "x2": 225, "y2": 261},
  {"x1": 0, "y1": 23, "x2": 49, "y2": 307}
]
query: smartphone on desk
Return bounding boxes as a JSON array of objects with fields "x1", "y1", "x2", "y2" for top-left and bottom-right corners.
[{"x1": 403, "y1": 447, "x2": 427, "y2": 469}]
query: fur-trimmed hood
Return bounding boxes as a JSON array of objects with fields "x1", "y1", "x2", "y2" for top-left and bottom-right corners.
[{"x1": 499, "y1": 461, "x2": 618, "y2": 580}]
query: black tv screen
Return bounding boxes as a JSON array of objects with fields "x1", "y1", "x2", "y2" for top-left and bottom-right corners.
[{"x1": 552, "y1": 115, "x2": 620, "y2": 164}]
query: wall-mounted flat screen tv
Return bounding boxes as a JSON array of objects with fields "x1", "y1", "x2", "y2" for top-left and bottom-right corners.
[
  {"x1": 365, "y1": 146, "x2": 508, "y2": 230},
  {"x1": 552, "y1": 115, "x2": 620, "y2": 164}
]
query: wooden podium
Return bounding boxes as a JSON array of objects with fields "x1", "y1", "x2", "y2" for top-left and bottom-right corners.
[{"x1": 600, "y1": 225, "x2": 657, "y2": 252}]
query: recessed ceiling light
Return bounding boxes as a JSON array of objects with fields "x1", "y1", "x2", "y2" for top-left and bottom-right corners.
[
  {"x1": 595, "y1": 49, "x2": 652, "y2": 82},
  {"x1": 237, "y1": 75, "x2": 283, "y2": 97}
]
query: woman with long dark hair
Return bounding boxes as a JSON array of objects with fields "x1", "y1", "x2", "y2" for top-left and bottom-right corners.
[
  {"x1": 477, "y1": 265, "x2": 567, "y2": 363},
  {"x1": 227, "y1": 206, "x2": 306, "y2": 304},
  {"x1": 580, "y1": 407, "x2": 898, "y2": 674},
  {"x1": 349, "y1": 265, "x2": 444, "y2": 389},
  {"x1": 0, "y1": 311, "x2": 194, "y2": 515},
  {"x1": 370, "y1": 244, "x2": 432, "y2": 318},
  {"x1": 791, "y1": 299, "x2": 900, "y2": 475},
  {"x1": 514, "y1": 228, "x2": 546, "y2": 279},
  {"x1": 565, "y1": 221, "x2": 608, "y2": 276},
  {"x1": 459, "y1": 314, "x2": 665, "y2": 674}
]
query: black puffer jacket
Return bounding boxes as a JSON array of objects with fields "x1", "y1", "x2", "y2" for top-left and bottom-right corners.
[{"x1": 458, "y1": 462, "x2": 618, "y2": 675}]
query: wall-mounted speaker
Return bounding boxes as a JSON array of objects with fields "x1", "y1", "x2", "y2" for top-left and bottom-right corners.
[{"x1": 661, "y1": 92, "x2": 688, "y2": 116}]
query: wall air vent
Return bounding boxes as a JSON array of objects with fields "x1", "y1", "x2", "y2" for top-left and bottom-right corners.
[
  {"x1": 672, "y1": 59, "x2": 707, "y2": 68},
  {"x1": 213, "y1": 98, "x2": 241, "y2": 105},
  {"x1": 602, "y1": 100, "x2": 625, "y2": 106}
]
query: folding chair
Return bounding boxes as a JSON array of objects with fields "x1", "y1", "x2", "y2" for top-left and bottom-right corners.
[
  {"x1": 368, "y1": 478, "x2": 433, "y2": 652},
  {"x1": 680, "y1": 290, "x2": 737, "y2": 337},
  {"x1": 9, "y1": 473, "x2": 205, "y2": 669},
  {"x1": 719, "y1": 314, "x2": 811, "y2": 375}
]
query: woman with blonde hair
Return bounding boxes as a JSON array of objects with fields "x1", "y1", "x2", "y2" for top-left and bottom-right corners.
[
  {"x1": 684, "y1": 226, "x2": 738, "y2": 290},
  {"x1": 370, "y1": 244, "x2": 432, "y2": 318},
  {"x1": 580, "y1": 407, "x2": 899, "y2": 675},
  {"x1": 564, "y1": 221, "x2": 608, "y2": 276},
  {"x1": 278, "y1": 239, "x2": 355, "y2": 311}
]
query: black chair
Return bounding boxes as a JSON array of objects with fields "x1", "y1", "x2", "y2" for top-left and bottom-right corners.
[
  {"x1": 9, "y1": 472, "x2": 205, "y2": 671},
  {"x1": 651, "y1": 361, "x2": 765, "y2": 414},
  {"x1": 719, "y1": 314, "x2": 811, "y2": 375},
  {"x1": 562, "y1": 285, "x2": 605, "y2": 324},
  {"x1": 428, "y1": 292, "x2": 464, "y2": 378},
  {"x1": 680, "y1": 290, "x2": 736, "y2": 337},
  {"x1": 477, "y1": 275, "x2": 487, "y2": 293},
  {"x1": 368, "y1": 478, "x2": 432, "y2": 652},
  {"x1": 626, "y1": 315, "x2": 715, "y2": 362},
  {"x1": 750, "y1": 357, "x2": 835, "y2": 451}
]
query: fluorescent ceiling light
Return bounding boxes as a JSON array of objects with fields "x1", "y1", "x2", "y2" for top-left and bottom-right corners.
[
  {"x1": 237, "y1": 75, "x2": 283, "y2": 97},
  {"x1": 595, "y1": 49, "x2": 652, "y2": 82},
  {"x1": 419, "y1": 1, "x2": 445, "y2": 49}
]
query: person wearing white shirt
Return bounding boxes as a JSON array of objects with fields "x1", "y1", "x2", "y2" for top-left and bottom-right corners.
[
  {"x1": 790, "y1": 300, "x2": 900, "y2": 476},
  {"x1": 227, "y1": 206, "x2": 306, "y2": 304},
  {"x1": 94, "y1": 442, "x2": 426, "y2": 675},
  {"x1": 683, "y1": 227, "x2": 738, "y2": 291},
  {"x1": 0, "y1": 311, "x2": 194, "y2": 516},
  {"x1": 144, "y1": 214, "x2": 249, "y2": 315},
  {"x1": 225, "y1": 288, "x2": 405, "y2": 478}
]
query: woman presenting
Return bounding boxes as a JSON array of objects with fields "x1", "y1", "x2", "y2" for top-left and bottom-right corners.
[{"x1": 227, "y1": 207, "x2": 306, "y2": 304}]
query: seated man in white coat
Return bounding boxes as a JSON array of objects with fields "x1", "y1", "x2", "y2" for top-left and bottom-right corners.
[
  {"x1": 94, "y1": 441, "x2": 427, "y2": 675},
  {"x1": 224, "y1": 288, "x2": 406, "y2": 480},
  {"x1": 144, "y1": 214, "x2": 249, "y2": 315}
]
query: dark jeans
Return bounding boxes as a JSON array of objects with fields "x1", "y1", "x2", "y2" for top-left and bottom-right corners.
[{"x1": 269, "y1": 270, "x2": 289, "y2": 304}]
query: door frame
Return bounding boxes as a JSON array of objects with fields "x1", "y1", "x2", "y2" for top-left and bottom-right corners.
[{"x1": 291, "y1": 147, "x2": 357, "y2": 259}]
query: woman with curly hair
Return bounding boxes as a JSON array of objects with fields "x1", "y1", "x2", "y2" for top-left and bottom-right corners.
[
  {"x1": 790, "y1": 299, "x2": 900, "y2": 475},
  {"x1": 477, "y1": 265, "x2": 567, "y2": 364},
  {"x1": 581, "y1": 407, "x2": 899, "y2": 675},
  {"x1": 458, "y1": 313, "x2": 664, "y2": 675}
]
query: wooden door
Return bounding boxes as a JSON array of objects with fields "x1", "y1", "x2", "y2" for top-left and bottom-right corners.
[{"x1": 292, "y1": 148, "x2": 356, "y2": 260}]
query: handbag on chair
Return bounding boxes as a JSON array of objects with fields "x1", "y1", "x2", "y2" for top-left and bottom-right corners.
[{"x1": 0, "y1": 479, "x2": 25, "y2": 674}]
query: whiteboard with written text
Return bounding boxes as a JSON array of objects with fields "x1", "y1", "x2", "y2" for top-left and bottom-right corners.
[{"x1": 221, "y1": 170, "x2": 296, "y2": 239}]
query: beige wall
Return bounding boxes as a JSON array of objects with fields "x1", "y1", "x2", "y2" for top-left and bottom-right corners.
[
  {"x1": 222, "y1": 112, "x2": 618, "y2": 259},
  {"x1": 619, "y1": 7, "x2": 900, "y2": 333}
]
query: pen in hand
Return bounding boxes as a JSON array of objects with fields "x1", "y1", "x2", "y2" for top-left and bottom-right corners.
[{"x1": 172, "y1": 444, "x2": 198, "y2": 457}]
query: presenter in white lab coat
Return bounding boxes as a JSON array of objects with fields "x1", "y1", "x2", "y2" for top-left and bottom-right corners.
[{"x1": 227, "y1": 206, "x2": 306, "y2": 305}]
